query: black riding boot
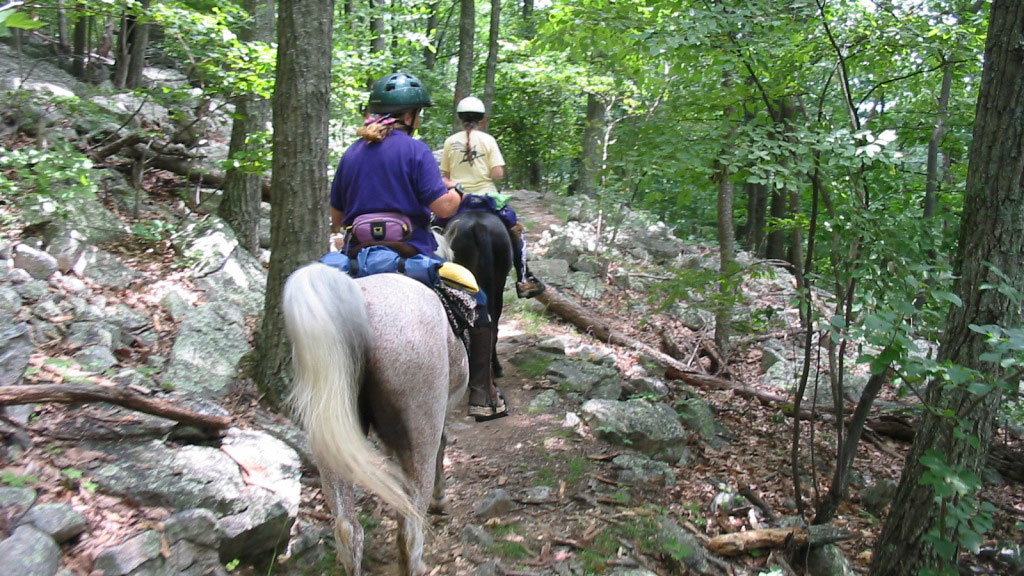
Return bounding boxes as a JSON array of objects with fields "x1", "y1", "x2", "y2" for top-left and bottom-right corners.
[
  {"x1": 508, "y1": 223, "x2": 545, "y2": 299},
  {"x1": 467, "y1": 326, "x2": 509, "y2": 422}
]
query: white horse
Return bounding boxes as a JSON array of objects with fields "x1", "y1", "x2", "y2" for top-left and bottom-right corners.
[{"x1": 283, "y1": 263, "x2": 468, "y2": 575}]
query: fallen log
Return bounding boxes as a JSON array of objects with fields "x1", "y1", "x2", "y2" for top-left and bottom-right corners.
[
  {"x1": 123, "y1": 143, "x2": 273, "y2": 202},
  {"x1": 0, "y1": 384, "x2": 231, "y2": 432},
  {"x1": 538, "y1": 287, "x2": 1024, "y2": 482},
  {"x1": 707, "y1": 524, "x2": 858, "y2": 557}
]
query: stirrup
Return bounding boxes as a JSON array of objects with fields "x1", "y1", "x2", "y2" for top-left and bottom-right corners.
[
  {"x1": 516, "y1": 277, "x2": 546, "y2": 299},
  {"x1": 468, "y1": 389, "x2": 509, "y2": 422}
]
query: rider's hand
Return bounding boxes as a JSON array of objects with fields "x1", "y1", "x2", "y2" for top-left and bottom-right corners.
[{"x1": 330, "y1": 233, "x2": 345, "y2": 251}]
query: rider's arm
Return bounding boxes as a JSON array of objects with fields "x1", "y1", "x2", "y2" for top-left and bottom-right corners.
[
  {"x1": 330, "y1": 207, "x2": 344, "y2": 234},
  {"x1": 489, "y1": 166, "x2": 505, "y2": 181},
  {"x1": 430, "y1": 188, "x2": 462, "y2": 219}
]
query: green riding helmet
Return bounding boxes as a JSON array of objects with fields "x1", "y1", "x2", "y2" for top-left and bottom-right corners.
[{"x1": 368, "y1": 72, "x2": 434, "y2": 115}]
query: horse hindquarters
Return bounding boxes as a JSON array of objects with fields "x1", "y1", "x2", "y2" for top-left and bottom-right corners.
[{"x1": 282, "y1": 264, "x2": 422, "y2": 575}]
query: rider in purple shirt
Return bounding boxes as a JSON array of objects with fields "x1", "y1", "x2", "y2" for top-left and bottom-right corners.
[
  {"x1": 328, "y1": 72, "x2": 509, "y2": 422},
  {"x1": 330, "y1": 129, "x2": 448, "y2": 256}
]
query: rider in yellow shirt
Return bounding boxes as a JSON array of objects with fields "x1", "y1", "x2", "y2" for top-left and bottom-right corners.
[{"x1": 440, "y1": 96, "x2": 545, "y2": 298}]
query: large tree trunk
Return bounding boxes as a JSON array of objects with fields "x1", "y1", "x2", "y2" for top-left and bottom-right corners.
[
  {"x1": 482, "y1": 0, "x2": 500, "y2": 112},
  {"x1": 71, "y1": 3, "x2": 89, "y2": 79},
  {"x1": 522, "y1": 0, "x2": 535, "y2": 39},
  {"x1": 254, "y1": 0, "x2": 334, "y2": 406},
  {"x1": 765, "y1": 187, "x2": 787, "y2": 260},
  {"x1": 453, "y1": 0, "x2": 475, "y2": 129},
  {"x1": 56, "y1": 0, "x2": 70, "y2": 56},
  {"x1": 871, "y1": 3, "x2": 1024, "y2": 574},
  {"x1": 124, "y1": 0, "x2": 150, "y2": 89},
  {"x1": 219, "y1": 0, "x2": 275, "y2": 256},
  {"x1": 370, "y1": 0, "x2": 386, "y2": 55},
  {"x1": 744, "y1": 182, "x2": 767, "y2": 256},
  {"x1": 573, "y1": 93, "x2": 605, "y2": 197}
]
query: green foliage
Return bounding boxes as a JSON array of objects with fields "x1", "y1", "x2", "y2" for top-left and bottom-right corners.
[
  {"x1": 0, "y1": 142, "x2": 98, "y2": 228},
  {"x1": 919, "y1": 449, "x2": 995, "y2": 574},
  {"x1": 0, "y1": 470, "x2": 39, "y2": 487},
  {"x1": 130, "y1": 219, "x2": 176, "y2": 244}
]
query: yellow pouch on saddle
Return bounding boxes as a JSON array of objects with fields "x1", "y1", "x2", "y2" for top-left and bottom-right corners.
[{"x1": 438, "y1": 262, "x2": 479, "y2": 294}]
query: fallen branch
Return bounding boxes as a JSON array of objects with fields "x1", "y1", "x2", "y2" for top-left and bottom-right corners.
[
  {"x1": 707, "y1": 524, "x2": 858, "y2": 557},
  {"x1": 123, "y1": 143, "x2": 272, "y2": 202},
  {"x1": 0, "y1": 384, "x2": 231, "y2": 432}
]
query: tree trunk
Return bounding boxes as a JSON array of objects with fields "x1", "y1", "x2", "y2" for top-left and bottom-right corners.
[
  {"x1": 124, "y1": 0, "x2": 151, "y2": 89},
  {"x1": 423, "y1": 2, "x2": 439, "y2": 69},
  {"x1": 454, "y1": 0, "x2": 475, "y2": 129},
  {"x1": 923, "y1": 59, "x2": 953, "y2": 219},
  {"x1": 219, "y1": 0, "x2": 275, "y2": 256},
  {"x1": 871, "y1": 3, "x2": 1024, "y2": 574},
  {"x1": 522, "y1": 0, "x2": 535, "y2": 39},
  {"x1": 71, "y1": 4, "x2": 88, "y2": 79},
  {"x1": 254, "y1": 0, "x2": 334, "y2": 406},
  {"x1": 765, "y1": 187, "x2": 786, "y2": 260},
  {"x1": 482, "y1": 0, "x2": 500, "y2": 112},
  {"x1": 574, "y1": 93, "x2": 605, "y2": 197},
  {"x1": 744, "y1": 182, "x2": 767, "y2": 256},
  {"x1": 56, "y1": 0, "x2": 70, "y2": 56},
  {"x1": 112, "y1": 11, "x2": 131, "y2": 88},
  {"x1": 370, "y1": 0, "x2": 386, "y2": 56}
]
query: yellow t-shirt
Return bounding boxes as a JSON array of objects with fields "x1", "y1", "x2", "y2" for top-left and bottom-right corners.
[{"x1": 440, "y1": 129, "x2": 505, "y2": 195}]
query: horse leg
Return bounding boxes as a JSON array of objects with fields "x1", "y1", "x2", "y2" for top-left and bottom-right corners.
[
  {"x1": 320, "y1": 470, "x2": 364, "y2": 576},
  {"x1": 396, "y1": 448, "x2": 435, "y2": 576},
  {"x1": 491, "y1": 324, "x2": 503, "y2": 378},
  {"x1": 427, "y1": 430, "x2": 449, "y2": 515}
]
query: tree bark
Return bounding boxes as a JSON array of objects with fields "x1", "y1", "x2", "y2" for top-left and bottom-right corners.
[
  {"x1": 744, "y1": 182, "x2": 767, "y2": 256},
  {"x1": 71, "y1": 3, "x2": 88, "y2": 79},
  {"x1": 219, "y1": 0, "x2": 275, "y2": 256},
  {"x1": 482, "y1": 0, "x2": 500, "y2": 112},
  {"x1": 454, "y1": 0, "x2": 475, "y2": 129},
  {"x1": 765, "y1": 187, "x2": 786, "y2": 260},
  {"x1": 124, "y1": 0, "x2": 151, "y2": 89},
  {"x1": 254, "y1": 0, "x2": 334, "y2": 406},
  {"x1": 573, "y1": 93, "x2": 605, "y2": 197},
  {"x1": 871, "y1": 3, "x2": 1024, "y2": 574},
  {"x1": 423, "y1": 2, "x2": 440, "y2": 70},
  {"x1": 708, "y1": 525, "x2": 857, "y2": 557},
  {"x1": 56, "y1": 0, "x2": 70, "y2": 56},
  {"x1": 370, "y1": 0, "x2": 386, "y2": 56},
  {"x1": 0, "y1": 384, "x2": 231, "y2": 432}
]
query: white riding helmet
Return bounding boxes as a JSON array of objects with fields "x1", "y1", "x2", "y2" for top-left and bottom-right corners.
[{"x1": 456, "y1": 96, "x2": 486, "y2": 114}]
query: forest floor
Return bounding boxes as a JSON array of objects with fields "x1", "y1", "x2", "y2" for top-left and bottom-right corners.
[{"x1": 287, "y1": 188, "x2": 1023, "y2": 576}]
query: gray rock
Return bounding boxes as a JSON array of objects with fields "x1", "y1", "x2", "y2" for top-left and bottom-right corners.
[
  {"x1": 23, "y1": 502, "x2": 87, "y2": 543},
  {"x1": 612, "y1": 454, "x2": 675, "y2": 485},
  {"x1": 674, "y1": 397, "x2": 720, "y2": 445},
  {"x1": 218, "y1": 492, "x2": 293, "y2": 562},
  {"x1": 159, "y1": 288, "x2": 191, "y2": 322},
  {"x1": 93, "y1": 530, "x2": 163, "y2": 576},
  {"x1": 654, "y1": 516, "x2": 712, "y2": 573},
  {"x1": 14, "y1": 279, "x2": 49, "y2": 303},
  {"x1": 164, "y1": 538, "x2": 228, "y2": 576},
  {"x1": 806, "y1": 543, "x2": 855, "y2": 576},
  {"x1": 73, "y1": 344, "x2": 118, "y2": 374},
  {"x1": 587, "y1": 379, "x2": 623, "y2": 401},
  {"x1": 65, "y1": 321, "x2": 121, "y2": 351},
  {"x1": 474, "y1": 488, "x2": 515, "y2": 519},
  {"x1": 529, "y1": 258, "x2": 571, "y2": 285},
  {"x1": 0, "y1": 525, "x2": 60, "y2": 576},
  {"x1": 79, "y1": 248, "x2": 137, "y2": 289},
  {"x1": 162, "y1": 302, "x2": 251, "y2": 396},
  {"x1": 0, "y1": 486, "x2": 37, "y2": 513},
  {"x1": 581, "y1": 399, "x2": 688, "y2": 463},
  {"x1": 527, "y1": 389, "x2": 561, "y2": 413},
  {"x1": 622, "y1": 376, "x2": 670, "y2": 399},
  {"x1": 760, "y1": 339, "x2": 787, "y2": 372},
  {"x1": 164, "y1": 509, "x2": 221, "y2": 546},
  {"x1": 0, "y1": 322, "x2": 32, "y2": 387},
  {"x1": 546, "y1": 357, "x2": 620, "y2": 396},
  {"x1": 565, "y1": 271, "x2": 605, "y2": 300},
  {"x1": 45, "y1": 231, "x2": 87, "y2": 274},
  {"x1": 519, "y1": 486, "x2": 554, "y2": 504},
  {"x1": 860, "y1": 477, "x2": 897, "y2": 517},
  {"x1": 90, "y1": 440, "x2": 250, "y2": 514},
  {"x1": 0, "y1": 286, "x2": 23, "y2": 314},
  {"x1": 13, "y1": 244, "x2": 58, "y2": 280},
  {"x1": 460, "y1": 523, "x2": 494, "y2": 548}
]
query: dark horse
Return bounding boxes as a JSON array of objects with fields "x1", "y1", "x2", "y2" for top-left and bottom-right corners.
[
  {"x1": 283, "y1": 265, "x2": 468, "y2": 575},
  {"x1": 440, "y1": 210, "x2": 513, "y2": 376}
]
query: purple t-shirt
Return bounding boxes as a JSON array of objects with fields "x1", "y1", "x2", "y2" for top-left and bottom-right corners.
[{"x1": 330, "y1": 130, "x2": 448, "y2": 256}]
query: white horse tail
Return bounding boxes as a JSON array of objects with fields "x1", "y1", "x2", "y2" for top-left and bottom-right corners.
[{"x1": 282, "y1": 262, "x2": 420, "y2": 522}]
